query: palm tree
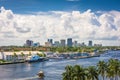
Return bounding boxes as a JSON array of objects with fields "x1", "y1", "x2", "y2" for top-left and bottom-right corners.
[
  {"x1": 62, "y1": 65, "x2": 73, "y2": 80},
  {"x1": 87, "y1": 66, "x2": 98, "y2": 80},
  {"x1": 20, "y1": 52, "x2": 25, "y2": 60},
  {"x1": 106, "y1": 59, "x2": 116, "y2": 80},
  {"x1": 12, "y1": 52, "x2": 18, "y2": 61},
  {"x1": 113, "y1": 59, "x2": 120, "y2": 80},
  {"x1": 97, "y1": 60, "x2": 107, "y2": 80},
  {"x1": 21, "y1": 52, "x2": 25, "y2": 57},
  {"x1": 72, "y1": 65, "x2": 86, "y2": 80},
  {"x1": 28, "y1": 51, "x2": 32, "y2": 56},
  {"x1": 107, "y1": 59, "x2": 120, "y2": 80}
]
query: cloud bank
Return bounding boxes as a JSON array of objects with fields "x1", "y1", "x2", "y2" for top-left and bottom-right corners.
[{"x1": 0, "y1": 7, "x2": 120, "y2": 46}]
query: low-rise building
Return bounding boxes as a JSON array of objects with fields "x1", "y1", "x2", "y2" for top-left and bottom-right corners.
[{"x1": 0, "y1": 51, "x2": 43, "y2": 61}]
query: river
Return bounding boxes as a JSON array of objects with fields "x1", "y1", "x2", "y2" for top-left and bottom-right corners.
[{"x1": 0, "y1": 50, "x2": 120, "y2": 80}]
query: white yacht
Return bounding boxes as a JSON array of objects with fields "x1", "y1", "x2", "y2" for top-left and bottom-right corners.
[{"x1": 26, "y1": 55, "x2": 44, "y2": 62}]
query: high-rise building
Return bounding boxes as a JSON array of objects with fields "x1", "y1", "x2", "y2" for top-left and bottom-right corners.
[
  {"x1": 88, "y1": 40, "x2": 92, "y2": 46},
  {"x1": 26, "y1": 40, "x2": 33, "y2": 46},
  {"x1": 60, "y1": 39, "x2": 66, "y2": 47},
  {"x1": 73, "y1": 40, "x2": 78, "y2": 47},
  {"x1": 48, "y1": 39, "x2": 53, "y2": 45},
  {"x1": 67, "y1": 38, "x2": 72, "y2": 47},
  {"x1": 54, "y1": 41, "x2": 60, "y2": 47}
]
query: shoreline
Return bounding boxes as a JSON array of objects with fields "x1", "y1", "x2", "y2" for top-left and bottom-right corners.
[
  {"x1": 0, "y1": 61, "x2": 25, "y2": 65},
  {"x1": 0, "y1": 55, "x2": 100, "y2": 65}
]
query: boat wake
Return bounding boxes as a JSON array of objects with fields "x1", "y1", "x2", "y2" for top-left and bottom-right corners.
[
  {"x1": 16, "y1": 76, "x2": 38, "y2": 80},
  {"x1": 45, "y1": 59, "x2": 76, "y2": 66}
]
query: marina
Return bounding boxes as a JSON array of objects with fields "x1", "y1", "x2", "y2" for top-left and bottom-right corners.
[
  {"x1": 0, "y1": 51, "x2": 100, "y2": 65},
  {"x1": 0, "y1": 50, "x2": 119, "y2": 80}
]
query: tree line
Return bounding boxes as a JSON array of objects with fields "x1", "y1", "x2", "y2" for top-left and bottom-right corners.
[{"x1": 62, "y1": 59, "x2": 120, "y2": 80}]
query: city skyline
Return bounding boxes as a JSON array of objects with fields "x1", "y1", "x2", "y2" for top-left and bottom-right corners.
[
  {"x1": 25, "y1": 38, "x2": 101, "y2": 47},
  {"x1": 0, "y1": 0, "x2": 120, "y2": 46}
]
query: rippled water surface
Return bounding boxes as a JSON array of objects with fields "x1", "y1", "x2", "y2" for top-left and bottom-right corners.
[{"x1": 0, "y1": 50, "x2": 120, "y2": 80}]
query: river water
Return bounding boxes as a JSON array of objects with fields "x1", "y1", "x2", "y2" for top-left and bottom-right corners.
[{"x1": 0, "y1": 50, "x2": 120, "y2": 80}]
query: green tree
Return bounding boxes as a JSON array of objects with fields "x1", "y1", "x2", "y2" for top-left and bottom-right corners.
[
  {"x1": 28, "y1": 52, "x2": 32, "y2": 56},
  {"x1": 13, "y1": 52, "x2": 18, "y2": 57},
  {"x1": 87, "y1": 66, "x2": 98, "y2": 80},
  {"x1": 37, "y1": 52, "x2": 46, "y2": 57},
  {"x1": 12, "y1": 52, "x2": 18, "y2": 61},
  {"x1": 113, "y1": 59, "x2": 120, "y2": 80},
  {"x1": 37, "y1": 53, "x2": 43, "y2": 57},
  {"x1": 106, "y1": 59, "x2": 120, "y2": 80},
  {"x1": 72, "y1": 65, "x2": 86, "y2": 80},
  {"x1": 62, "y1": 59, "x2": 120, "y2": 80},
  {"x1": 97, "y1": 60, "x2": 107, "y2": 80},
  {"x1": 106, "y1": 59, "x2": 115, "y2": 80},
  {"x1": 62, "y1": 65, "x2": 73, "y2": 80},
  {"x1": 21, "y1": 52, "x2": 25, "y2": 57}
]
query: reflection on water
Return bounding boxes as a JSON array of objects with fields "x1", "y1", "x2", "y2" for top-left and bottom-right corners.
[{"x1": 0, "y1": 50, "x2": 120, "y2": 80}]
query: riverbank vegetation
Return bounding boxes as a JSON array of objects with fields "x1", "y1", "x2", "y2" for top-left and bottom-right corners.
[
  {"x1": 62, "y1": 59, "x2": 120, "y2": 80},
  {"x1": 0, "y1": 46, "x2": 120, "y2": 53},
  {"x1": 0, "y1": 59, "x2": 7, "y2": 63}
]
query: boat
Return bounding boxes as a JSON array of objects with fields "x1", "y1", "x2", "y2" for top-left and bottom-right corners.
[
  {"x1": 37, "y1": 71, "x2": 45, "y2": 79},
  {"x1": 26, "y1": 55, "x2": 45, "y2": 62}
]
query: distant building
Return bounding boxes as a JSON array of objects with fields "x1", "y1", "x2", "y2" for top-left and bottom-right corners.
[
  {"x1": 45, "y1": 42, "x2": 52, "y2": 47},
  {"x1": 88, "y1": 40, "x2": 92, "y2": 46},
  {"x1": 81, "y1": 42, "x2": 86, "y2": 46},
  {"x1": 94, "y1": 44, "x2": 102, "y2": 47},
  {"x1": 48, "y1": 39, "x2": 53, "y2": 45},
  {"x1": 33, "y1": 42, "x2": 40, "y2": 47},
  {"x1": 54, "y1": 41, "x2": 60, "y2": 47},
  {"x1": 67, "y1": 38, "x2": 72, "y2": 47},
  {"x1": 26, "y1": 40, "x2": 33, "y2": 47},
  {"x1": 60, "y1": 39, "x2": 66, "y2": 47},
  {"x1": 73, "y1": 40, "x2": 78, "y2": 47}
]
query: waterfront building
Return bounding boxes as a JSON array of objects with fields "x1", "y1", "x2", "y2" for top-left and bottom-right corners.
[
  {"x1": 26, "y1": 40, "x2": 33, "y2": 47},
  {"x1": 67, "y1": 38, "x2": 72, "y2": 47},
  {"x1": 60, "y1": 39, "x2": 66, "y2": 47},
  {"x1": 0, "y1": 51, "x2": 43, "y2": 61},
  {"x1": 88, "y1": 40, "x2": 92, "y2": 46},
  {"x1": 0, "y1": 51, "x2": 4, "y2": 60}
]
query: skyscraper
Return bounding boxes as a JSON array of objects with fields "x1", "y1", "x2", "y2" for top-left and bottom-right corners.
[
  {"x1": 73, "y1": 40, "x2": 78, "y2": 47},
  {"x1": 54, "y1": 41, "x2": 60, "y2": 47},
  {"x1": 26, "y1": 40, "x2": 33, "y2": 46},
  {"x1": 88, "y1": 40, "x2": 92, "y2": 46},
  {"x1": 48, "y1": 39, "x2": 53, "y2": 45},
  {"x1": 67, "y1": 38, "x2": 72, "y2": 47},
  {"x1": 60, "y1": 39, "x2": 66, "y2": 47}
]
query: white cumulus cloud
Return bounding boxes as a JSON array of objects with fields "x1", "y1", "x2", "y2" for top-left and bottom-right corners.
[{"x1": 0, "y1": 7, "x2": 120, "y2": 46}]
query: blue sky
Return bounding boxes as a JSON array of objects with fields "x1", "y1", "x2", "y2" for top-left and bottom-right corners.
[
  {"x1": 0, "y1": 0, "x2": 120, "y2": 14},
  {"x1": 0, "y1": 0, "x2": 120, "y2": 46}
]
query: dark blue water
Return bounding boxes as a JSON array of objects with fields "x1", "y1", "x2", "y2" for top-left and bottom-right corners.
[{"x1": 0, "y1": 50, "x2": 120, "y2": 80}]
